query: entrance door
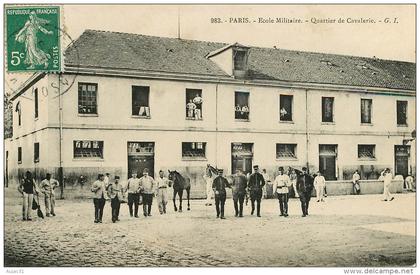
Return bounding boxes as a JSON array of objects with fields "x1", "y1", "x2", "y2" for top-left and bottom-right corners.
[
  {"x1": 319, "y1": 144, "x2": 337, "y2": 180},
  {"x1": 395, "y1": 145, "x2": 410, "y2": 177},
  {"x1": 128, "y1": 142, "x2": 155, "y2": 178},
  {"x1": 231, "y1": 143, "x2": 253, "y2": 175}
]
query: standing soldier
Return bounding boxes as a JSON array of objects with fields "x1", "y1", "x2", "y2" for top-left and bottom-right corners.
[
  {"x1": 248, "y1": 165, "x2": 265, "y2": 217},
  {"x1": 139, "y1": 168, "x2": 155, "y2": 217},
  {"x1": 314, "y1": 171, "x2": 326, "y2": 202},
  {"x1": 127, "y1": 172, "x2": 141, "y2": 218},
  {"x1": 212, "y1": 169, "x2": 230, "y2": 219},
  {"x1": 352, "y1": 170, "x2": 361, "y2": 195},
  {"x1": 231, "y1": 169, "x2": 247, "y2": 217},
  {"x1": 107, "y1": 176, "x2": 123, "y2": 223},
  {"x1": 203, "y1": 166, "x2": 214, "y2": 206},
  {"x1": 156, "y1": 170, "x2": 170, "y2": 214},
  {"x1": 91, "y1": 174, "x2": 107, "y2": 223},
  {"x1": 383, "y1": 168, "x2": 395, "y2": 201},
  {"x1": 296, "y1": 167, "x2": 314, "y2": 217},
  {"x1": 39, "y1": 173, "x2": 59, "y2": 217},
  {"x1": 273, "y1": 167, "x2": 291, "y2": 217},
  {"x1": 18, "y1": 171, "x2": 38, "y2": 221},
  {"x1": 261, "y1": 168, "x2": 271, "y2": 199}
]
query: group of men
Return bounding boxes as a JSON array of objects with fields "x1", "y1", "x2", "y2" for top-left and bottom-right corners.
[
  {"x1": 209, "y1": 165, "x2": 318, "y2": 219},
  {"x1": 18, "y1": 171, "x2": 60, "y2": 220},
  {"x1": 90, "y1": 168, "x2": 170, "y2": 223}
]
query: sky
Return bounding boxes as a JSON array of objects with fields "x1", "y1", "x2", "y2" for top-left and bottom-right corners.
[{"x1": 5, "y1": 4, "x2": 416, "y2": 92}]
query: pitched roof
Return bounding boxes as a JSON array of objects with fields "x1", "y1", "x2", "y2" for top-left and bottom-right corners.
[{"x1": 64, "y1": 29, "x2": 415, "y2": 90}]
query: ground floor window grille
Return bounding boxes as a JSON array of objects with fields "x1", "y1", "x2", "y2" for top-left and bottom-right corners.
[
  {"x1": 358, "y1": 145, "x2": 376, "y2": 160},
  {"x1": 276, "y1": 144, "x2": 297, "y2": 159},
  {"x1": 182, "y1": 142, "x2": 206, "y2": 158},
  {"x1": 73, "y1": 140, "x2": 104, "y2": 159}
]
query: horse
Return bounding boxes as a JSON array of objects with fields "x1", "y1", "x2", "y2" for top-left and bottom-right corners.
[{"x1": 168, "y1": 170, "x2": 191, "y2": 212}]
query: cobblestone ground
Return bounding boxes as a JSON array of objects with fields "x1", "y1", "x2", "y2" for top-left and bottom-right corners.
[{"x1": 4, "y1": 188, "x2": 416, "y2": 267}]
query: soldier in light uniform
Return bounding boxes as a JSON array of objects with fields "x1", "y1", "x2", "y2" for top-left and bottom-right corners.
[
  {"x1": 139, "y1": 168, "x2": 156, "y2": 217},
  {"x1": 273, "y1": 167, "x2": 291, "y2": 217},
  {"x1": 156, "y1": 170, "x2": 170, "y2": 214},
  {"x1": 39, "y1": 173, "x2": 59, "y2": 217},
  {"x1": 126, "y1": 172, "x2": 141, "y2": 218},
  {"x1": 107, "y1": 176, "x2": 123, "y2": 223}
]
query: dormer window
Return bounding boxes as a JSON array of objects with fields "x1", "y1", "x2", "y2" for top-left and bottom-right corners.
[
  {"x1": 206, "y1": 42, "x2": 250, "y2": 79},
  {"x1": 234, "y1": 50, "x2": 247, "y2": 71}
]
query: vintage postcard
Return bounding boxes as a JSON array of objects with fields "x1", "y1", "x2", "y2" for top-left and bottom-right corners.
[{"x1": 2, "y1": 3, "x2": 416, "y2": 271}]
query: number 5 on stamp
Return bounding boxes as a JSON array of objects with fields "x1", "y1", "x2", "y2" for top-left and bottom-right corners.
[{"x1": 6, "y1": 6, "x2": 60, "y2": 72}]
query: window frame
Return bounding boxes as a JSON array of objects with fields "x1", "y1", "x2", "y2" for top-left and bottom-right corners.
[
  {"x1": 234, "y1": 91, "x2": 250, "y2": 121},
  {"x1": 396, "y1": 100, "x2": 408, "y2": 126},
  {"x1": 181, "y1": 142, "x2": 207, "y2": 160},
  {"x1": 73, "y1": 140, "x2": 104, "y2": 160},
  {"x1": 185, "y1": 88, "x2": 203, "y2": 120},
  {"x1": 34, "y1": 88, "x2": 39, "y2": 119},
  {"x1": 78, "y1": 82, "x2": 98, "y2": 115},
  {"x1": 279, "y1": 94, "x2": 293, "y2": 122},
  {"x1": 131, "y1": 85, "x2": 151, "y2": 118},
  {"x1": 357, "y1": 144, "x2": 376, "y2": 160},
  {"x1": 233, "y1": 49, "x2": 247, "y2": 71},
  {"x1": 360, "y1": 98, "x2": 373, "y2": 124},
  {"x1": 18, "y1": 147, "x2": 22, "y2": 164},
  {"x1": 321, "y1": 96, "x2": 334, "y2": 123},
  {"x1": 34, "y1": 142, "x2": 40, "y2": 163},
  {"x1": 276, "y1": 143, "x2": 298, "y2": 160}
]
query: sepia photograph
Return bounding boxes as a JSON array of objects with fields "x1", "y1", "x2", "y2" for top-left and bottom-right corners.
[{"x1": 2, "y1": 2, "x2": 417, "y2": 271}]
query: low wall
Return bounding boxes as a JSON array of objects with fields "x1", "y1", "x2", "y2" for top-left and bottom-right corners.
[{"x1": 324, "y1": 179, "x2": 404, "y2": 196}]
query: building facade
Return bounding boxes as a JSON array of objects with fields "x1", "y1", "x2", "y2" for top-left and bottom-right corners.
[{"x1": 5, "y1": 30, "x2": 416, "y2": 197}]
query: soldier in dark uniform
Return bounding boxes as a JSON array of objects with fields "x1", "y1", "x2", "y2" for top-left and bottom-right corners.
[
  {"x1": 231, "y1": 169, "x2": 247, "y2": 217},
  {"x1": 212, "y1": 169, "x2": 230, "y2": 219},
  {"x1": 247, "y1": 165, "x2": 265, "y2": 217},
  {"x1": 296, "y1": 167, "x2": 314, "y2": 217}
]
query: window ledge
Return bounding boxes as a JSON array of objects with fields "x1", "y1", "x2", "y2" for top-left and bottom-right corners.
[
  {"x1": 397, "y1": 124, "x2": 408, "y2": 127},
  {"x1": 358, "y1": 158, "x2": 377, "y2": 161},
  {"x1": 321, "y1": 122, "x2": 335, "y2": 125},
  {"x1": 186, "y1": 117, "x2": 203, "y2": 121},
  {"x1": 34, "y1": 160, "x2": 39, "y2": 163},
  {"x1": 18, "y1": 161, "x2": 22, "y2": 165},
  {"x1": 78, "y1": 113, "x2": 98, "y2": 117},
  {"x1": 73, "y1": 158, "x2": 104, "y2": 162},
  {"x1": 279, "y1": 120, "x2": 294, "y2": 124},
  {"x1": 276, "y1": 158, "x2": 298, "y2": 161},
  {"x1": 235, "y1": 119, "x2": 250, "y2": 122},
  {"x1": 182, "y1": 157, "x2": 208, "y2": 161},
  {"x1": 34, "y1": 117, "x2": 39, "y2": 121},
  {"x1": 361, "y1": 123, "x2": 373, "y2": 126},
  {"x1": 131, "y1": 115, "x2": 151, "y2": 119}
]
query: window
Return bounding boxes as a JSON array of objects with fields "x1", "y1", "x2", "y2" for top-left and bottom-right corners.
[
  {"x1": 186, "y1": 89, "x2": 202, "y2": 120},
  {"x1": 78, "y1": 83, "x2": 98, "y2": 114},
  {"x1": 280, "y1": 95, "x2": 293, "y2": 121},
  {"x1": 397, "y1": 100, "x2": 408, "y2": 125},
  {"x1": 34, "y1": 143, "x2": 39, "y2": 163},
  {"x1": 234, "y1": 50, "x2": 247, "y2": 71},
  {"x1": 132, "y1": 86, "x2": 150, "y2": 117},
  {"x1": 182, "y1": 142, "x2": 206, "y2": 159},
  {"x1": 276, "y1": 144, "x2": 297, "y2": 159},
  {"x1": 358, "y1": 145, "x2": 376, "y2": 160},
  {"x1": 34, "y1": 88, "x2": 39, "y2": 118},
  {"x1": 235, "y1": 91, "x2": 250, "y2": 120},
  {"x1": 73, "y1": 140, "x2": 104, "y2": 159},
  {"x1": 15, "y1": 101, "x2": 21, "y2": 126},
  {"x1": 18, "y1": 147, "x2": 22, "y2": 164},
  {"x1": 322, "y1": 97, "x2": 334, "y2": 122},
  {"x1": 361, "y1": 99, "x2": 372, "y2": 124}
]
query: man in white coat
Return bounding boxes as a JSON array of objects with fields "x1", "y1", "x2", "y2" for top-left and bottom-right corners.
[
  {"x1": 383, "y1": 168, "x2": 395, "y2": 201},
  {"x1": 203, "y1": 168, "x2": 214, "y2": 206},
  {"x1": 314, "y1": 171, "x2": 326, "y2": 202}
]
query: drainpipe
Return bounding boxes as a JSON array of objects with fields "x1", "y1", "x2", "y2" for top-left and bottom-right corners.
[
  {"x1": 215, "y1": 81, "x2": 219, "y2": 168},
  {"x1": 58, "y1": 73, "x2": 64, "y2": 199},
  {"x1": 305, "y1": 89, "x2": 309, "y2": 170}
]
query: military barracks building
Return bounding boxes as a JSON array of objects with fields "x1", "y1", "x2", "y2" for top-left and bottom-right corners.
[{"x1": 6, "y1": 30, "x2": 416, "y2": 197}]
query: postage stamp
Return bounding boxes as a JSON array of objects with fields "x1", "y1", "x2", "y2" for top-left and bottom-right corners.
[{"x1": 5, "y1": 6, "x2": 60, "y2": 72}]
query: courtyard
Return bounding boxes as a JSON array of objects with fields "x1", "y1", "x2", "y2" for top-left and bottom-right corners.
[{"x1": 3, "y1": 189, "x2": 416, "y2": 267}]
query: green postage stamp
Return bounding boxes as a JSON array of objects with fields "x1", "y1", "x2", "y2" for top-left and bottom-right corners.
[{"x1": 6, "y1": 6, "x2": 60, "y2": 72}]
